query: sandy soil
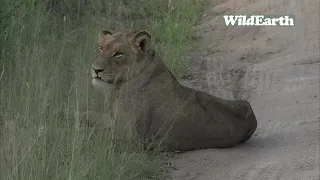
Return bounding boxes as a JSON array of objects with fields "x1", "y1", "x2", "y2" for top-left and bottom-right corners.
[{"x1": 171, "y1": 0, "x2": 320, "y2": 179}]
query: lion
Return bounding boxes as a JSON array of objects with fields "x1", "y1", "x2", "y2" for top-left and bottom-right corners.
[{"x1": 91, "y1": 29, "x2": 257, "y2": 152}]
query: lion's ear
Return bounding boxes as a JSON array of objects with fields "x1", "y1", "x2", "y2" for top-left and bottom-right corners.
[
  {"x1": 98, "y1": 29, "x2": 112, "y2": 44},
  {"x1": 132, "y1": 30, "x2": 152, "y2": 53}
]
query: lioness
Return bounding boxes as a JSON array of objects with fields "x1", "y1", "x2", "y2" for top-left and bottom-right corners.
[{"x1": 91, "y1": 29, "x2": 257, "y2": 152}]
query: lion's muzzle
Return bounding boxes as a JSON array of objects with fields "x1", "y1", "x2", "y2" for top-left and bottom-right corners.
[
  {"x1": 91, "y1": 66, "x2": 104, "y2": 79},
  {"x1": 91, "y1": 64, "x2": 114, "y2": 89}
]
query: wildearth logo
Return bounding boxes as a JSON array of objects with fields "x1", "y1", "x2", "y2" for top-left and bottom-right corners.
[{"x1": 223, "y1": 15, "x2": 295, "y2": 26}]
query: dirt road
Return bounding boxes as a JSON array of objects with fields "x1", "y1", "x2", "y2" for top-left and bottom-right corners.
[{"x1": 172, "y1": 0, "x2": 319, "y2": 179}]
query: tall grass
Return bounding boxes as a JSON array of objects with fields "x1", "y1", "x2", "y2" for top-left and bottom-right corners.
[{"x1": 0, "y1": 0, "x2": 206, "y2": 179}]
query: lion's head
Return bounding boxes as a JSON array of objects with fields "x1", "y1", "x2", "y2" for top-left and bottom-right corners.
[{"x1": 91, "y1": 29, "x2": 152, "y2": 89}]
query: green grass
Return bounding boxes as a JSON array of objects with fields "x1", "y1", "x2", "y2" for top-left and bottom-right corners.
[{"x1": 0, "y1": 0, "x2": 206, "y2": 179}]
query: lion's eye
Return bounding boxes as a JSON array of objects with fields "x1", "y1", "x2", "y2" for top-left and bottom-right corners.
[
  {"x1": 99, "y1": 45, "x2": 103, "y2": 52},
  {"x1": 114, "y1": 52, "x2": 124, "y2": 58}
]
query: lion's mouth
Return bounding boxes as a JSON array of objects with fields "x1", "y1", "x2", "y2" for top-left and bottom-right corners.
[{"x1": 106, "y1": 80, "x2": 113, "y2": 84}]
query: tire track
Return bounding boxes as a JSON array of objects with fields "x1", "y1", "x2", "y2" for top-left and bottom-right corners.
[{"x1": 231, "y1": 162, "x2": 284, "y2": 180}]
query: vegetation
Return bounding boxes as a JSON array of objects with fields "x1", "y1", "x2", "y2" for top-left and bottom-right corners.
[{"x1": 0, "y1": 0, "x2": 206, "y2": 179}]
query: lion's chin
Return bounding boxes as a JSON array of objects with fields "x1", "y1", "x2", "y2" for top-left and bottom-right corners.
[{"x1": 92, "y1": 78, "x2": 113, "y2": 90}]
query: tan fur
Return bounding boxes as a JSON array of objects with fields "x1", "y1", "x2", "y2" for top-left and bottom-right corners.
[{"x1": 91, "y1": 29, "x2": 257, "y2": 152}]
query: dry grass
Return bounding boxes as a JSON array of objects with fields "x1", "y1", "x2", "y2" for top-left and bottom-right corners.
[{"x1": 0, "y1": 0, "x2": 206, "y2": 179}]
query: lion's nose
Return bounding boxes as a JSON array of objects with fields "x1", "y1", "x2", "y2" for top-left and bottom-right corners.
[{"x1": 92, "y1": 67, "x2": 104, "y2": 75}]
